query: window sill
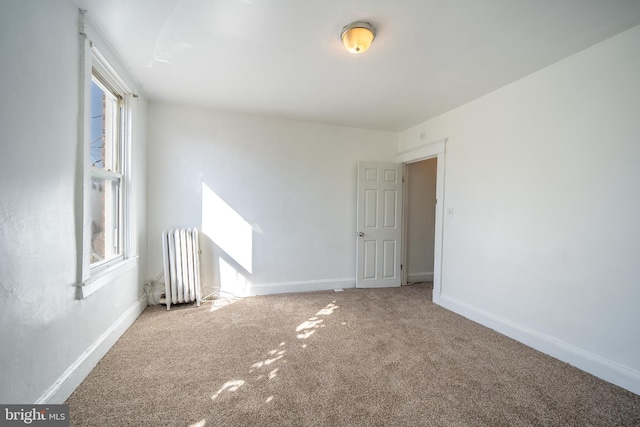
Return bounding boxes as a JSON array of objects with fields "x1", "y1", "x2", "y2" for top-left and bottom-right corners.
[{"x1": 77, "y1": 256, "x2": 138, "y2": 299}]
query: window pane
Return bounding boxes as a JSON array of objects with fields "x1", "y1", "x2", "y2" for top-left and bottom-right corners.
[
  {"x1": 90, "y1": 175, "x2": 121, "y2": 264},
  {"x1": 90, "y1": 80, "x2": 118, "y2": 171},
  {"x1": 90, "y1": 74, "x2": 122, "y2": 267}
]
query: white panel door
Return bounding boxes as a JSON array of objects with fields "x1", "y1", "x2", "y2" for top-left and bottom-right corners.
[{"x1": 356, "y1": 162, "x2": 403, "y2": 288}]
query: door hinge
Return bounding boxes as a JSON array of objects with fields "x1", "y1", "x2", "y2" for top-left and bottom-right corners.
[
  {"x1": 400, "y1": 264, "x2": 403, "y2": 270},
  {"x1": 402, "y1": 176, "x2": 405, "y2": 183}
]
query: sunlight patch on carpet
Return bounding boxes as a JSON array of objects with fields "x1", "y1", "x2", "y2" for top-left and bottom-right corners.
[
  {"x1": 316, "y1": 302, "x2": 339, "y2": 316},
  {"x1": 209, "y1": 296, "x2": 243, "y2": 313},
  {"x1": 211, "y1": 380, "x2": 245, "y2": 400}
]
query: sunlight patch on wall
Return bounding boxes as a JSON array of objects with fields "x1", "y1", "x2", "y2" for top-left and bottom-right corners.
[
  {"x1": 219, "y1": 257, "x2": 252, "y2": 297},
  {"x1": 202, "y1": 183, "x2": 253, "y2": 273}
]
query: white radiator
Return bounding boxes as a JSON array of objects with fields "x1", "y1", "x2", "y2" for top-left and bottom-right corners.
[{"x1": 161, "y1": 228, "x2": 201, "y2": 310}]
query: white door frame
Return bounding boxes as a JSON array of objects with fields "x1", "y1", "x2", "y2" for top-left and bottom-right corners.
[{"x1": 397, "y1": 138, "x2": 447, "y2": 305}]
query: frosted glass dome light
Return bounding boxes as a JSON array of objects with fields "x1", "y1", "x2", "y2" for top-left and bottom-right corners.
[{"x1": 341, "y1": 22, "x2": 376, "y2": 54}]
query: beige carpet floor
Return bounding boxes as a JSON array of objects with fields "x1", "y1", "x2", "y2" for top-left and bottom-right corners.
[{"x1": 67, "y1": 283, "x2": 640, "y2": 426}]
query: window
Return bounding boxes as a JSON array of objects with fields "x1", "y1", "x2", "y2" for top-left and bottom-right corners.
[
  {"x1": 76, "y1": 16, "x2": 138, "y2": 299},
  {"x1": 90, "y1": 74, "x2": 123, "y2": 267},
  {"x1": 77, "y1": 41, "x2": 136, "y2": 298}
]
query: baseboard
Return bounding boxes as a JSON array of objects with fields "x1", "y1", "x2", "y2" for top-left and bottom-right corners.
[
  {"x1": 439, "y1": 295, "x2": 640, "y2": 396},
  {"x1": 36, "y1": 295, "x2": 147, "y2": 404},
  {"x1": 246, "y1": 278, "x2": 356, "y2": 296},
  {"x1": 407, "y1": 272, "x2": 433, "y2": 283}
]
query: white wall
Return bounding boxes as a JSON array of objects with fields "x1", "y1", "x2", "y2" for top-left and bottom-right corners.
[
  {"x1": 0, "y1": 0, "x2": 147, "y2": 403},
  {"x1": 399, "y1": 25, "x2": 640, "y2": 393},
  {"x1": 406, "y1": 159, "x2": 437, "y2": 282},
  {"x1": 147, "y1": 103, "x2": 398, "y2": 296}
]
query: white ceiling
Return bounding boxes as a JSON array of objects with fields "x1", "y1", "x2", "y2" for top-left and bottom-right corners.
[{"x1": 74, "y1": 0, "x2": 640, "y2": 132}]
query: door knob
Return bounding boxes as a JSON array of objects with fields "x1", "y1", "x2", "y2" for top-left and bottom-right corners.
[{"x1": 357, "y1": 232, "x2": 364, "y2": 237}]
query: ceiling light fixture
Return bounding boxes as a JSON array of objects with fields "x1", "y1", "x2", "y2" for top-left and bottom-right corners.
[{"x1": 341, "y1": 22, "x2": 376, "y2": 54}]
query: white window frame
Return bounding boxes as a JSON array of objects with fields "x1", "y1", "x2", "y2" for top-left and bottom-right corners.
[
  {"x1": 77, "y1": 22, "x2": 137, "y2": 299},
  {"x1": 90, "y1": 73, "x2": 124, "y2": 268}
]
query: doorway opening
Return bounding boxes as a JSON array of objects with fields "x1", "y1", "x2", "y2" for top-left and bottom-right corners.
[
  {"x1": 398, "y1": 137, "x2": 446, "y2": 304},
  {"x1": 404, "y1": 158, "x2": 437, "y2": 298}
]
